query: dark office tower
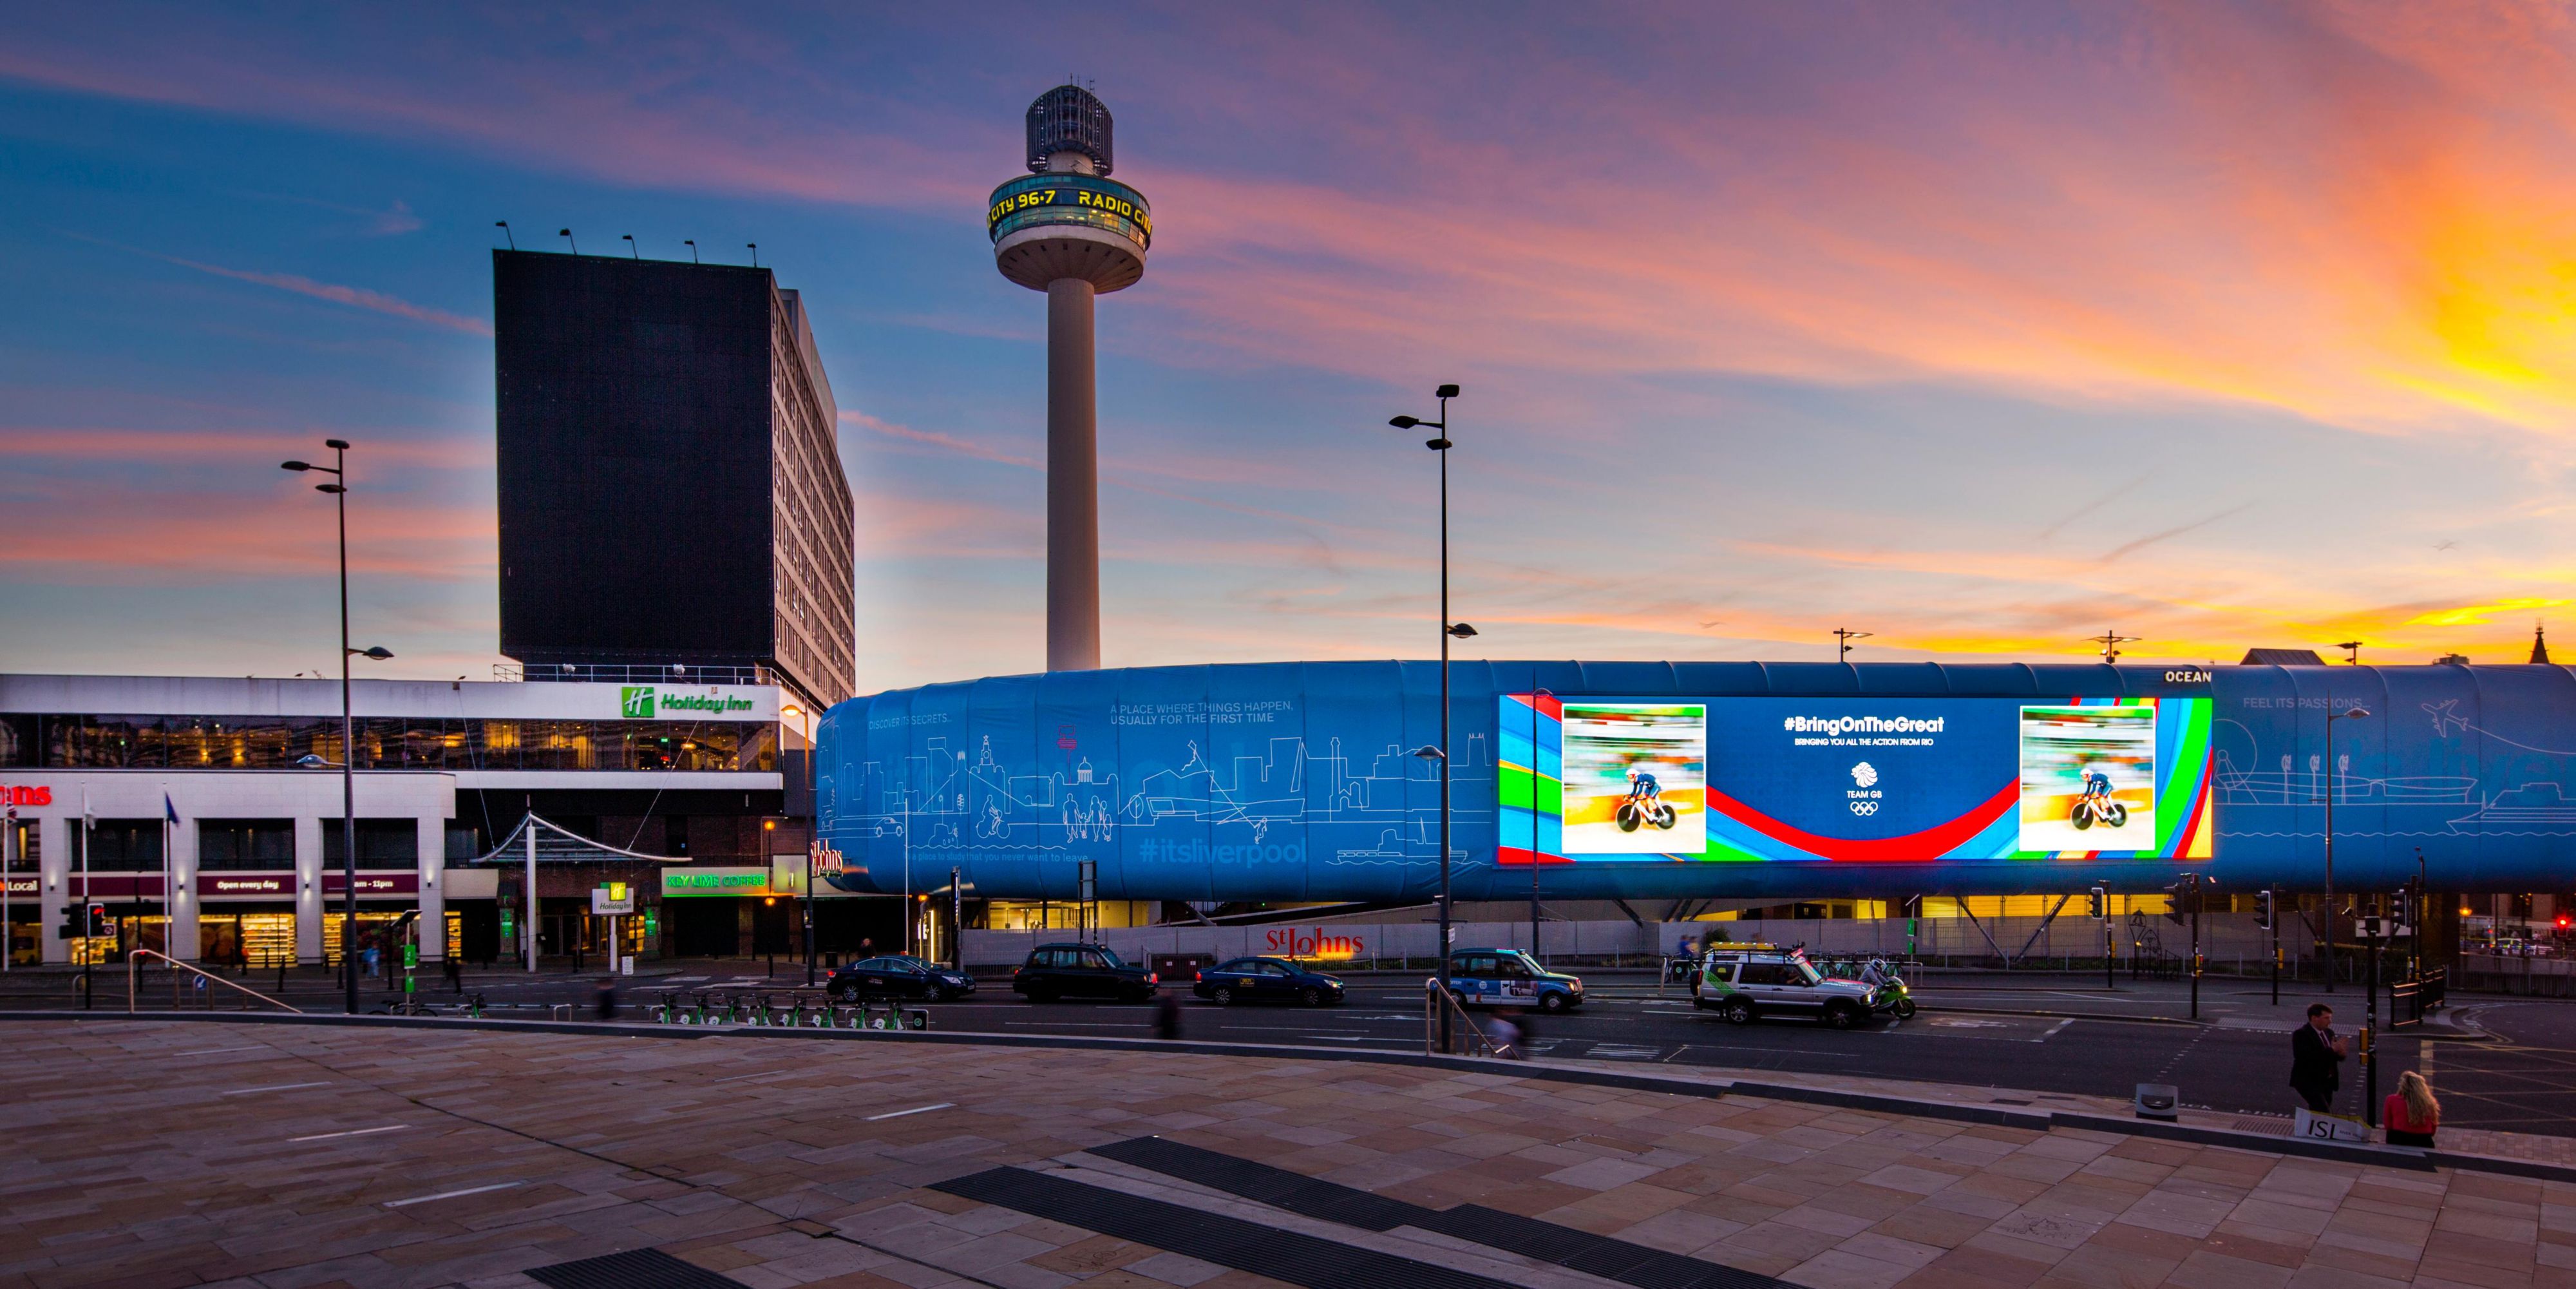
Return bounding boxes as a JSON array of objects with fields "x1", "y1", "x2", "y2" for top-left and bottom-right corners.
[{"x1": 493, "y1": 251, "x2": 856, "y2": 707}]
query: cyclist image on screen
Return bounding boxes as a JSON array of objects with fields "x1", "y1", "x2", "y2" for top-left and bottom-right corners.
[
  {"x1": 1617, "y1": 767, "x2": 1678, "y2": 832},
  {"x1": 1626, "y1": 766, "x2": 1662, "y2": 808},
  {"x1": 2071, "y1": 765, "x2": 2128, "y2": 830}
]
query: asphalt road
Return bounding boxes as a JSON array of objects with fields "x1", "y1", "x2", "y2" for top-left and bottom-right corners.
[{"x1": 32, "y1": 962, "x2": 2575, "y2": 1139}]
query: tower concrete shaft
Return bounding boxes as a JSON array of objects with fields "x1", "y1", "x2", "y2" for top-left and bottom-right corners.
[
  {"x1": 1046, "y1": 278, "x2": 1100, "y2": 671},
  {"x1": 988, "y1": 84, "x2": 1150, "y2": 673}
]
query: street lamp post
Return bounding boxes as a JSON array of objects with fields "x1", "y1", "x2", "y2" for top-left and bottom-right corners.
[
  {"x1": 1391, "y1": 385, "x2": 1475, "y2": 1053},
  {"x1": 783, "y1": 703, "x2": 817, "y2": 987},
  {"x1": 283, "y1": 442, "x2": 393, "y2": 1016},
  {"x1": 2320, "y1": 703, "x2": 2371, "y2": 994}
]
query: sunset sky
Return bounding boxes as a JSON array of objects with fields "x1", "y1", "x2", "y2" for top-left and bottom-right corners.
[{"x1": 2, "y1": 3, "x2": 2571, "y2": 691}]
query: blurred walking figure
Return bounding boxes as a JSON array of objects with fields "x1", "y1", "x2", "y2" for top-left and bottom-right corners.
[
  {"x1": 1485, "y1": 1010, "x2": 1523, "y2": 1060},
  {"x1": 593, "y1": 976, "x2": 618, "y2": 1021},
  {"x1": 2385, "y1": 1070, "x2": 2440, "y2": 1147},
  {"x1": 1155, "y1": 989, "x2": 1182, "y2": 1041},
  {"x1": 443, "y1": 953, "x2": 462, "y2": 995}
]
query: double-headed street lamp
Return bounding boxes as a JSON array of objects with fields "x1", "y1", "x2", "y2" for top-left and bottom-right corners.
[
  {"x1": 1390, "y1": 385, "x2": 1477, "y2": 1052},
  {"x1": 282, "y1": 441, "x2": 393, "y2": 1016},
  {"x1": 2320, "y1": 703, "x2": 2371, "y2": 993}
]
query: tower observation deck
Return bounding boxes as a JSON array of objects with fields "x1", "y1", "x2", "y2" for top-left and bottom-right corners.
[{"x1": 989, "y1": 84, "x2": 1151, "y2": 672}]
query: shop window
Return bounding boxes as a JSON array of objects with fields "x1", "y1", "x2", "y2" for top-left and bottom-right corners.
[
  {"x1": 322, "y1": 819, "x2": 419, "y2": 866},
  {"x1": 48, "y1": 716, "x2": 168, "y2": 768},
  {"x1": 0, "y1": 714, "x2": 35, "y2": 768},
  {"x1": 404, "y1": 721, "x2": 458, "y2": 770},
  {"x1": 198, "y1": 818, "x2": 296, "y2": 871},
  {"x1": 5, "y1": 817, "x2": 37, "y2": 873}
]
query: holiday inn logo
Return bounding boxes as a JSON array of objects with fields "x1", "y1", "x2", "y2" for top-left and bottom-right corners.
[{"x1": 618, "y1": 685, "x2": 757, "y2": 719}]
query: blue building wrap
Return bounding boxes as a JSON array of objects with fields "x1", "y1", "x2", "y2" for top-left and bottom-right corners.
[{"x1": 816, "y1": 661, "x2": 2576, "y2": 901}]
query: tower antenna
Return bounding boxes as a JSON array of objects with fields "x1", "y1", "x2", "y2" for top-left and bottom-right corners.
[{"x1": 2090, "y1": 630, "x2": 2136, "y2": 662}]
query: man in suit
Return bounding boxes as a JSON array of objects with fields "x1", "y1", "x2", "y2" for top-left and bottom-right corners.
[{"x1": 2290, "y1": 1002, "x2": 2349, "y2": 1112}]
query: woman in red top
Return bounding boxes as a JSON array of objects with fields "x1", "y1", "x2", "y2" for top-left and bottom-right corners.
[{"x1": 2385, "y1": 1070, "x2": 2439, "y2": 1147}]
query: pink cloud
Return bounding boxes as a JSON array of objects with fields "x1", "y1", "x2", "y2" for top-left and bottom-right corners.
[
  {"x1": 0, "y1": 426, "x2": 489, "y2": 470},
  {"x1": 154, "y1": 254, "x2": 491, "y2": 336}
]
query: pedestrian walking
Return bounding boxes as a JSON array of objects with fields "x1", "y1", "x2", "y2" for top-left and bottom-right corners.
[
  {"x1": 1155, "y1": 989, "x2": 1182, "y2": 1041},
  {"x1": 2289, "y1": 1002, "x2": 2349, "y2": 1112},
  {"x1": 2385, "y1": 1070, "x2": 2441, "y2": 1147},
  {"x1": 593, "y1": 976, "x2": 618, "y2": 1021},
  {"x1": 1484, "y1": 1010, "x2": 1523, "y2": 1060},
  {"x1": 443, "y1": 953, "x2": 462, "y2": 995},
  {"x1": 363, "y1": 944, "x2": 380, "y2": 980}
]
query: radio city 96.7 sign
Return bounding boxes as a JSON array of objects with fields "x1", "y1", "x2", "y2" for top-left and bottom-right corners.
[{"x1": 985, "y1": 173, "x2": 1153, "y2": 248}]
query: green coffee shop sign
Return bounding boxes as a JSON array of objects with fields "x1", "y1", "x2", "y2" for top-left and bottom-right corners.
[{"x1": 663, "y1": 868, "x2": 774, "y2": 897}]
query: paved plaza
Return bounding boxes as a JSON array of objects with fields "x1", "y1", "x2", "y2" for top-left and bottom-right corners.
[{"x1": 1, "y1": 1018, "x2": 2570, "y2": 1288}]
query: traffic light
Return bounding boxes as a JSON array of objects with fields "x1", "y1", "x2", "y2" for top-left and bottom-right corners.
[
  {"x1": 2087, "y1": 886, "x2": 2106, "y2": 920},
  {"x1": 86, "y1": 903, "x2": 108, "y2": 937},
  {"x1": 2389, "y1": 889, "x2": 2412, "y2": 926},
  {"x1": 2255, "y1": 889, "x2": 2275, "y2": 931}
]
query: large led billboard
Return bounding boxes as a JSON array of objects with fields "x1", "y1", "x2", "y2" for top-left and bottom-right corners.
[{"x1": 1498, "y1": 694, "x2": 2213, "y2": 864}]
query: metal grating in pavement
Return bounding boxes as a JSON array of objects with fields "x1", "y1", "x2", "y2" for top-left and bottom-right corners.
[
  {"x1": 933, "y1": 1165, "x2": 1519, "y2": 1289},
  {"x1": 1090, "y1": 1135, "x2": 1788, "y2": 1289},
  {"x1": 525, "y1": 1247, "x2": 746, "y2": 1289}
]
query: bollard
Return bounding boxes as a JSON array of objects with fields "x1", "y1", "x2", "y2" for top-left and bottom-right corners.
[{"x1": 2134, "y1": 1083, "x2": 2179, "y2": 1122}]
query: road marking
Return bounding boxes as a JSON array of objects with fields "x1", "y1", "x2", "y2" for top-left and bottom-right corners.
[
  {"x1": 866, "y1": 1103, "x2": 954, "y2": 1122},
  {"x1": 711, "y1": 1069, "x2": 789, "y2": 1083},
  {"x1": 174, "y1": 1046, "x2": 268, "y2": 1057},
  {"x1": 291, "y1": 1125, "x2": 409, "y2": 1143},
  {"x1": 222, "y1": 1082, "x2": 330, "y2": 1096},
  {"x1": 385, "y1": 1181, "x2": 521, "y2": 1208}
]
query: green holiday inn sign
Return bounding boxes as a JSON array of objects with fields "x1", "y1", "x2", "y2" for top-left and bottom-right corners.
[{"x1": 620, "y1": 686, "x2": 757, "y2": 719}]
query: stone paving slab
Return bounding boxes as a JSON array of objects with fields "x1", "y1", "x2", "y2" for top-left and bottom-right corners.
[{"x1": 0, "y1": 1019, "x2": 2566, "y2": 1288}]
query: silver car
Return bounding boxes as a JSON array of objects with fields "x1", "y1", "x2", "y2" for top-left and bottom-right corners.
[{"x1": 1693, "y1": 948, "x2": 1880, "y2": 1029}]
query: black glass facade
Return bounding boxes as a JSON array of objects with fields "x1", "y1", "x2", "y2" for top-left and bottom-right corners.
[
  {"x1": 198, "y1": 819, "x2": 294, "y2": 871},
  {"x1": 493, "y1": 251, "x2": 855, "y2": 707},
  {"x1": 75, "y1": 819, "x2": 163, "y2": 872},
  {"x1": 0, "y1": 716, "x2": 777, "y2": 773},
  {"x1": 321, "y1": 819, "x2": 419, "y2": 865}
]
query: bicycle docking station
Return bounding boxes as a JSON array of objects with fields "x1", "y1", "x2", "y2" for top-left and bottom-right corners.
[{"x1": 645, "y1": 989, "x2": 928, "y2": 1033}]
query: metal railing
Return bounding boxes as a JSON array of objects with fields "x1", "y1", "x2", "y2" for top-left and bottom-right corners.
[
  {"x1": 493, "y1": 661, "x2": 773, "y2": 685},
  {"x1": 126, "y1": 949, "x2": 302, "y2": 1014},
  {"x1": 1423, "y1": 981, "x2": 1502, "y2": 1058}
]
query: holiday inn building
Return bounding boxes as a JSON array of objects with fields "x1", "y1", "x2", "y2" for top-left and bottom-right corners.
[{"x1": 0, "y1": 672, "x2": 833, "y2": 968}]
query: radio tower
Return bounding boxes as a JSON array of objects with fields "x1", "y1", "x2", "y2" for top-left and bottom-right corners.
[{"x1": 989, "y1": 84, "x2": 1151, "y2": 671}]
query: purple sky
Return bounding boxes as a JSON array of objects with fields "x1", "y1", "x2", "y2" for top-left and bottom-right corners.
[{"x1": 2, "y1": 3, "x2": 2571, "y2": 689}]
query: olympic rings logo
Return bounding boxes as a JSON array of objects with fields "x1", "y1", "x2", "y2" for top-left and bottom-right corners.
[{"x1": 1849, "y1": 801, "x2": 1879, "y2": 817}]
